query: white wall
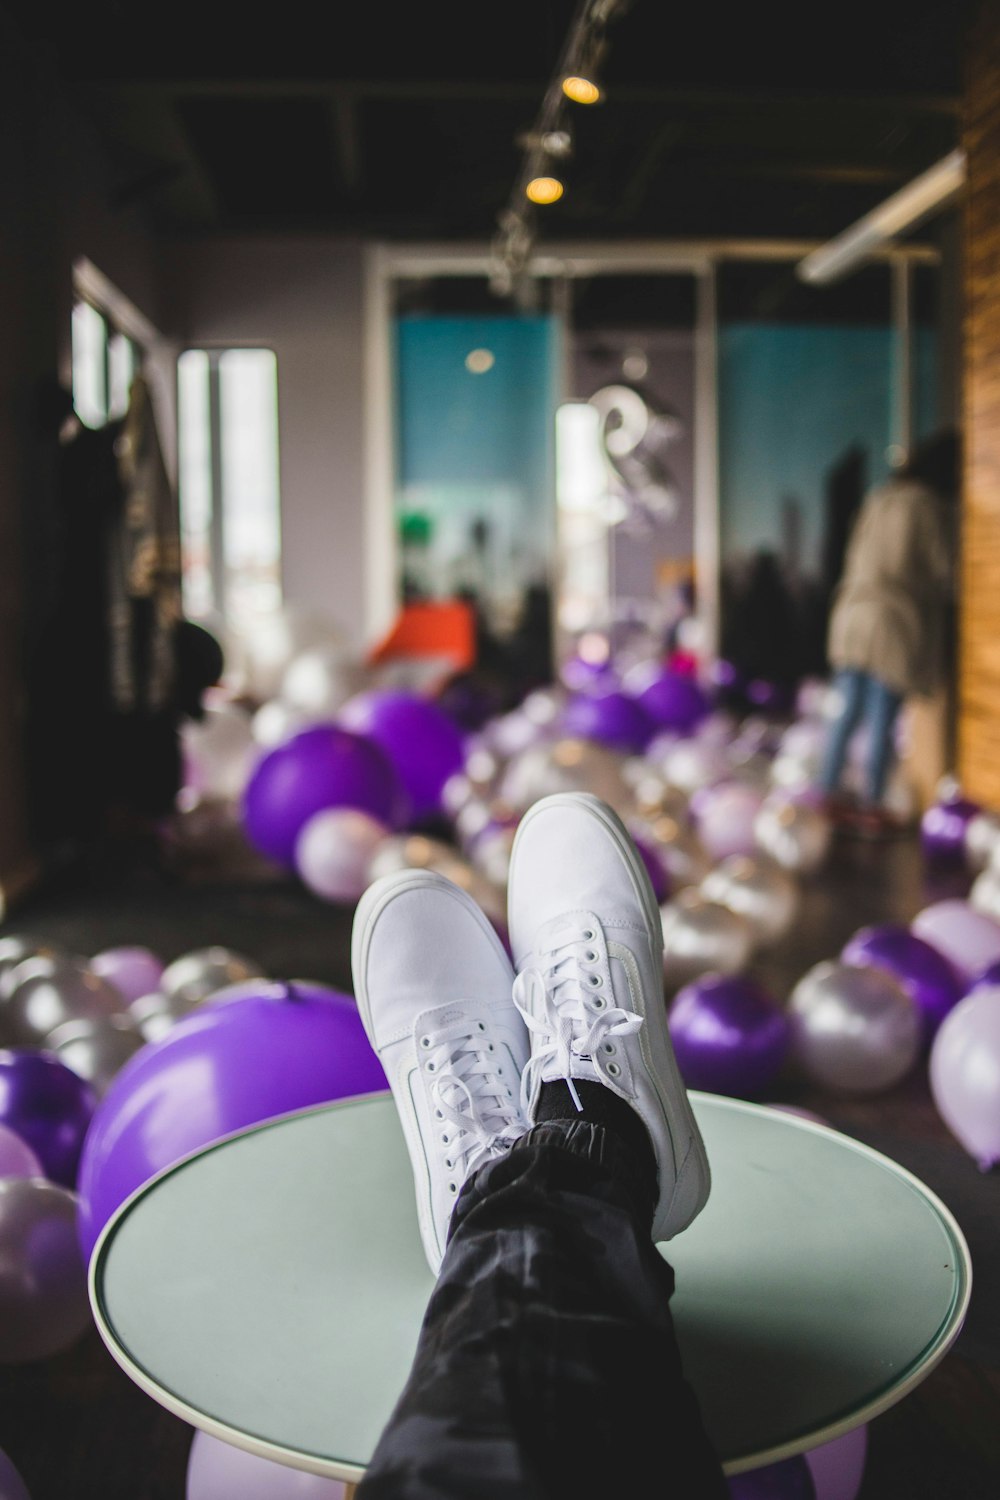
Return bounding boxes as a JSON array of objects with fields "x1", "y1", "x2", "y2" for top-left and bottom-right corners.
[{"x1": 160, "y1": 237, "x2": 370, "y2": 649}]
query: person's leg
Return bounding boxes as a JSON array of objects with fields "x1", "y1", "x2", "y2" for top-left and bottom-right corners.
[
  {"x1": 862, "y1": 674, "x2": 904, "y2": 806},
  {"x1": 357, "y1": 1115, "x2": 727, "y2": 1500},
  {"x1": 817, "y1": 667, "x2": 867, "y2": 796}
]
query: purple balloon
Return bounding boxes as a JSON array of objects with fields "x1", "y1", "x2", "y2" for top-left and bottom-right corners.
[
  {"x1": 0, "y1": 1049, "x2": 98, "y2": 1188},
  {"x1": 560, "y1": 654, "x2": 618, "y2": 694},
  {"x1": 559, "y1": 689, "x2": 654, "y2": 753},
  {"x1": 338, "y1": 690, "x2": 466, "y2": 823},
  {"x1": 75, "y1": 980, "x2": 387, "y2": 1262},
  {"x1": 729, "y1": 1455, "x2": 816, "y2": 1499},
  {"x1": 631, "y1": 828, "x2": 671, "y2": 903},
  {"x1": 921, "y1": 796, "x2": 981, "y2": 864},
  {"x1": 669, "y1": 974, "x2": 791, "y2": 1098},
  {"x1": 841, "y1": 924, "x2": 964, "y2": 1043},
  {"x1": 242, "y1": 723, "x2": 409, "y2": 866},
  {"x1": 623, "y1": 662, "x2": 712, "y2": 733}
]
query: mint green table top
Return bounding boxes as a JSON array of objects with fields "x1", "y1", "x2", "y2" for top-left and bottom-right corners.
[{"x1": 89, "y1": 1091, "x2": 971, "y2": 1484}]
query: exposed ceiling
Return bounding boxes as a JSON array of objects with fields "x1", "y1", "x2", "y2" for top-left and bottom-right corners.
[{"x1": 12, "y1": 0, "x2": 970, "y2": 253}]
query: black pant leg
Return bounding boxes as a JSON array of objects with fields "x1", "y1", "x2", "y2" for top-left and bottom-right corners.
[{"x1": 356, "y1": 1120, "x2": 728, "y2": 1500}]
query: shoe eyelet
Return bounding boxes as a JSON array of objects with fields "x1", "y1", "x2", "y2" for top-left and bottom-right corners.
[
  {"x1": 420, "y1": 1036, "x2": 431, "y2": 1048},
  {"x1": 426, "y1": 1062, "x2": 436, "y2": 1072},
  {"x1": 602, "y1": 1042, "x2": 615, "y2": 1055},
  {"x1": 487, "y1": 1042, "x2": 495, "y2": 1052},
  {"x1": 583, "y1": 928, "x2": 595, "y2": 940},
  {"x1": 592, "y1": 995, "x2": 606, "y2": 1010},
  {"x1": 435, "y1": 1108, "x2": 444, "y2": 1119},
  {"x1": 606, "y1": 1062, "x2": 621, "y2": 1078},
  {"x1": 587, "y1": 974, "x2": 602, "y2": 987},
  {"x1": 585, "y1": 949, "x2": 598, "y2": 962},
  {"x1": 445, "y1": 1158, "x2": 454, "y2": 1169},
  {"x1": 448, "y1": 1182, "x2": 457, "y2": 1194},
  {"x1": 441, "y1": 1133, "x2": 450, "y2": 1144},
  {"x1": 477, "y1": 1021, "x2": 486, "y2": 1031}
]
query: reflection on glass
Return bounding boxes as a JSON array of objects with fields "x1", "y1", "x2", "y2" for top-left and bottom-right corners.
[
  {"x1": 71, "y1": 301, "x2": 107, "y2": 429},
  {"x1": 177, "y1": 350, "x2": 214, "y2": 619},
  {"x1": 219, "y1": 349, "x2": 282, "y2": 626}
]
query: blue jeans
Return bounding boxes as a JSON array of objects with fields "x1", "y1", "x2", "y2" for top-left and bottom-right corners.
[
  {"x1": 357, "y1": 1119, "x2": 728, "y2": 1500},
  {"x1": 819, "y1": 668, "x2": 903, "y2": 805}
]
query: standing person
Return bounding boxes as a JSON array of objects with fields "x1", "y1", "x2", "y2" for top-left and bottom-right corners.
[
  {"x1": 818, "y1": 429, "x2": 959, "y2": 838},
  {"x1": 350, "y1": 791, "x2": 727, "y2": 1499}
]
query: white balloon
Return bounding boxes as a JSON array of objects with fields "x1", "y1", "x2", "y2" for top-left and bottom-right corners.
[
  {"x1": 966, "y1": 811, "x2": 1000, "y2": 873},
  {"x1": 251, "y1": 698, "x2": 316, "y2": 748},
  {"x1": 754, "y1": 795, "x2": 832, "y2": 874},
  {"x1": 661, "y1": 738, "x2": 732, "y2": 795},
  {"x1": 294, "y1": 808, "x2": 390, "y2": 904},
  {"x1": 969, "y1": 865, "x2": 1000, "y2": 923},
  {"x1": 280, "y1": 646, "x2": 366, "y2": 718},
  {"x1": 700, "y1": 854, "x2": 800, "y2": 947},
  {"x1": 789, "y1": 961, "x2": 921, "y2": 1094},
  {"x1": 182, "y1": 702, "x2": 259, "y2": 801},
  {"x1": 228, "y1": 605, "x2": 346, "y2": 702},
  {"x1": 661, "y1": 890, "x2": 754, "y2": 988},
  {"x1": 46, "y1": 1015, "x2": 145, "y2": 1097}
]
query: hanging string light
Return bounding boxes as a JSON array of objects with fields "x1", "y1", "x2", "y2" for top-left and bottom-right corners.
[{"x1": 489, "y1": 0, "x2": 632, "y2": 298}]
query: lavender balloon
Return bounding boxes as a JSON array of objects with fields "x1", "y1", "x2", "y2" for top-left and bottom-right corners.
[
  {"x1": 91, "y1": 945, "x2": 165, "y2": 1004},
  {"x1": 841, "y1": 924, "x2": 963, "y2": 1043},
  {"x1": 929, "y1": 984, "x2": 1000, "y2": 1170},
  {"x1": 559, "y1": 689, "x2": 654, "y2": 754},
  {"x1": 0, "y1": 1446, "x2": 30, "y2": 1500},
  {"x1": 242, "y1": 723, "x2": 409, "y2": 867},
  {"x1": 186, "y1": 1429, "x2": 348, "y2": 1499},
  {"x1": 0, "y1": 1050, "x2": 97, "y2": 1187},
  {"x1": 76, "y1": 980, "x2": 387, "y2": 1262},
  {"x1": 728, "y1": 1455, "x2": 815, "y2": 1499},
  {"x1": 0, "y1": 1122, "x2": 43, "y2": 1180},
  {"x1": 338, "y1": 690, "x2": 465, "y2": 822},
  {"x1": 668, "y1": 974, "x2": 790, "y2": 1097},
  {"x1": 911, "y1": 899, "x2": 1000, "y2": 985},
  {"x1": 921, "y1": 796, "x2": 981, "y2": 864}
]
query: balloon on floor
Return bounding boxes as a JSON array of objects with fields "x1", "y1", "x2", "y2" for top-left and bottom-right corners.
[
  {"x1": 840, "y1": 924, "x2": 963, "y2": 1045},
  {"x1": 929, "y1": 983, "x2": 1000, "y2": 1170},
  {"x1": 0, "y1": 1049, "x2": 97, "y2": 1187},
  {"x1": 294, "y1": 807, "x2": 391, "y2": 904},
  {"x1": 0, "y1": 953, "x2": 129, "y2": 1048},
  {"x1": 910, "y1": 899, "x2": 1000, "y2": 986},
  {"x1": 186, "y1": 1430, "x2": 347, "y2": 1499},
  {"x1": 242, "y1": 724, "x2": 410, "y2": 867},
  {"x1": 0, "y1": 1177, "x2": 91, "y2": 1362},
  {"x1": 788, "y1": 961, "x2": 922, "y2": 1094},
  {"x1": 920, "y1": 791, "x2": 982, "y2": 865},
  {"x1": 668, "y1": 973, "x2": 790, "y2": 1097},
  {"x1": 75, "y1": 980, "x2": 388, "y2": 1261},
  {"x1": 90, "y1": 945, "x2": 166, "y2": 1004},
  {"x1": 337, "y1": 689, "x2": 465, "y2": 823},
  {"x1": 0, "y1": 1445, "x2": 30, "y2": 1500},
  {"x1": 727, "y1": 1453, "x2": 815, "y2": 1498},
  {"x1": 160, "y1": 947, "x2": 267, "y2": 1009},
  {"x1": 661, "y1": 890, "x2": 755, "y2": 989}
]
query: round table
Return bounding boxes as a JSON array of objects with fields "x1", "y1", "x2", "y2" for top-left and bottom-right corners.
[{"x1": 89, "y1": 1091, "x2": 972, "y2": 1487}]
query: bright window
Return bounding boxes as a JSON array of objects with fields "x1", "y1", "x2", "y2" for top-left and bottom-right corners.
[
  {"x1": 71, "y1": 299, "x2": 140, "y2": 428},
  {"x1": 177, "y1": 347, "x2": 282, "y2": 628}
]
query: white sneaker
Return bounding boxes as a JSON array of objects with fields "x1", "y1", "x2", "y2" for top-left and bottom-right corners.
[
  {"x1": 352, "y1": 868, "x2": 530, "y2": 1275},
  {"x1": 507, "y1": 791, "x2": 711, "y2": 1243}
]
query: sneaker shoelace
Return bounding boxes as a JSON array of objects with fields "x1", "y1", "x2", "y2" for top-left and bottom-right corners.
[
  {"x1": 512, "y1": 918, "x2": 643, "y2": 1114},
  {"x1": 419, "y1": 1012, "x2": 524, "y2": 1194}
]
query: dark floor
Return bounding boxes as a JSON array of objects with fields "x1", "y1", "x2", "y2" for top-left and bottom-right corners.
[{"x1": 1, "y1": 820, "x2": 999, "y2": 1499}]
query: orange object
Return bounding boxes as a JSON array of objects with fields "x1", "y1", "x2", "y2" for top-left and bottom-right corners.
[{"x1": 366, "y1": 600, "x2": 477, "y2": 675}]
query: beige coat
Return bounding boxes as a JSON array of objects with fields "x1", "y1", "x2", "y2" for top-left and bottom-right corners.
[{"x1": 826, "y1": 476, "x2": 955, "y2": 697}]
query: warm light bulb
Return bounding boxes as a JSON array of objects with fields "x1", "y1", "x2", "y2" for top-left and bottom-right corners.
[
  {"x1": 526, "y1": 176, "x2": 564, "y2": 205},
  {"x1": 562, "y1": 75, "x2": 601, "y2": 105}
]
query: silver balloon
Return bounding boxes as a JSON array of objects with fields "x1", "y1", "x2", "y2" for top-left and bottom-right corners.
[
  {"x1": 46, "y1": 1015, "x2": 145, "y2": 1097},
  {"x1": 469, "y1": 823, "x2": 517, "y2": 888},
  {"x1": 753, "y1": 796, "x2": 832, "y2": 874},
  {"x1": 485, "y1": 709, "x2": 546, "y2": 760},
  {"x1": 965, "y1": 811, "x2": 1000, "y2": 873},
  {"x1": 661, "y1": 738, "x2": 733, "y2": 795},
  {"x1": 2, "y1": 954, "x2": 128, "y2": 1046},
  {"x1": 700, "y1": 854, "x2": 800, "y2": 947},
  {"x1": 130, "y1": 989, "x2": 196, "y2": 1044},
  {"x1": 789, "y1": 960, "x2": 922, "y2": 1094},
  {"x1": 520, "y1": 686, "x2": 567, "y2": 727},
  {"x1": 621, "y1": 763, "x2": 691, "y2": 823},
  {"x1": 0, "y1": 935, "x2": 54, "y2": 993},
  {"x1": 660, "y1": 890, "x2": 755, "y2": 989},
  {"x1": 641, "y1": 814, "x2": 712, "y2": 889},
  {"x1": 969, "y1": 865, "x2": 1000, "y2": 923},
  {"x1": 499, "y1": 737, "x2": 631, "y2": 817},
  {"x1": 160, "y1": 947, "x2": 266, "y2": 1008},
  {"x1": 0, "y1": 1177, "x2": 91, "y2": 1362}
]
